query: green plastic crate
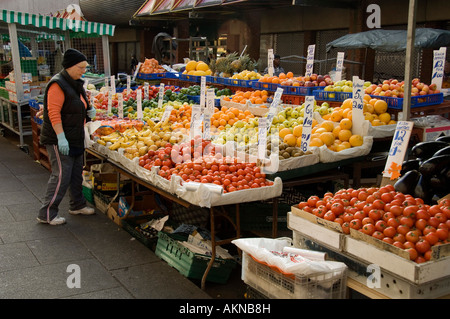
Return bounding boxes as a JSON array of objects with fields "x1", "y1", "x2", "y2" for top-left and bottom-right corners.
[{"x1": 155, "y1": 231, "x2": 236, "y2": 284}]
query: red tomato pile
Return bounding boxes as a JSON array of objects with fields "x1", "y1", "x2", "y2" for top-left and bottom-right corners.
[
  {"x1": 139, "y1": 137, "x2": 274, "y2": 193},
  {"x1": 298, "y1": 185, "x2": 450, "y2": 263}
]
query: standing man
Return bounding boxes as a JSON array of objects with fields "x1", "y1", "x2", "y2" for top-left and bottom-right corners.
[
  {"x1": 37, "y1": 48, "x2": 96, "y2": 225},
  {"x1": 264, "y1": 54, "x2": 285, "y2": 77}
]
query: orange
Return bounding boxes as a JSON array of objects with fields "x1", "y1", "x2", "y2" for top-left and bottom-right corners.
[
  {"x1": 284, "y1": 134, "x2": 297, "y2": 147},
  {"x1": 296, "y1": 136, "x2": 302, "y2": 147},
  {"x1": 309, "y1": 137, "x2": 324, "y2": 147},
  {"x1": 272, "y1": 77, "x2": 280, "y2": 84},
  {"x1": 338, "y1": 129, "x2": 352, "y2": 142},
  {"x1": 330, "y1": 111, "x2": 343, "y2": 122},
  {"x1": 320, "y1": 120, "x2": 334, "y2": 132},
  {"x1": 319, "y1": 132, "x2": 335, "y2": 146},
  {"x1": 243, "y1": 91, "x2": 252, "y2": 99},
  {"x1": 341, "y1": 98, "x2": 353, "y2": 110},
  {"x1": 349, "y1": 134, "x2": 364, "y2": 147},
  {"x1": 378, "y1": 112, "x2": 391, "y2": 124},
  {"x1": 286, "y1": 71, "x2": 294, "y2": 78},
  {"x1": 374, "y1": 99, "x2": 388, "y2": 114},
  {"x1": 293, "y1": 125, "x2": 303, "y2": 137},
  {"x1": 279, "y1": 73, "x2": 286, "y2": 79},
  {"x1": 339, "y1": 118, "x2": 352, "y2": 130},
  {"x1": 279, "y1": 127, "x2": 293, "y2": 139}
]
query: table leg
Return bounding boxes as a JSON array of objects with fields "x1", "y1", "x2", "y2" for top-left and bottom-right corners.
[
  {"x1": 201, "y1": 207, "x2": 216, "y2": 290},
  {"x1": 272, "y1": 197, "x2": 278, "y2": 238}
]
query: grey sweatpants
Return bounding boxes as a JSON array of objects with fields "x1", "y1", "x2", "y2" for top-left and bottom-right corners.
[{"x1": 38, "y1": 144, "x2": 86, "y2": 222}]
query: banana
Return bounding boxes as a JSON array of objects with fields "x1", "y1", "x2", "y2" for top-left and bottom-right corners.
[
  {"x1": 120, "y1": 140, "x2": 136, "y2": 148},
  {"x1": 146, "y1": 119, "x2": 156, "y2": 127},
  {"x1": 96, "y1": 139, "x2": 106, "y2": 146}
]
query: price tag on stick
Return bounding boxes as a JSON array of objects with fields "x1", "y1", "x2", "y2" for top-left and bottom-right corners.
[
  {"x1": 267, "y1": 49, "x2": 274, "y2": 77},
  {"x1": 300, "y1": 96, "x2": 314, "y2": 152},
  {"x1": 190, "y1": 105, "x2": 202, "y2": 139},
  {"x1": 110, "y1": 75, "x2": 116, "y2": 94},
  {"x1": 158, "y1": 83, "x2": 165, "y2": 109},
  {"x1": 118, "y1": 93, "x2": 123, "y2": 119},
  {"x1": 266, "y1": 87, "x2": 284, "y2": 131},
  {"x1": 383, "y1": 121, "x2": 414, "y2": 180},
  {"x1": 335, "y1": 52, "x2": 345, "y2": 82},
  {"x1": 431, "y1": 47, "x2": 446, "y2": 90},
  {"x1": 258, "y1": 117, "x2": 268, "y2": 160},
  {"x1": 200, "y1": 76, "x2": 206, "y2": 108},
  {"x1": 126, "y1": 76, "x2": 131, "y2": 96},
  {"x1": 305, "y1": 45, "x2": 315, "y2": 78},
  {"x1": 136, "y1": 89, "x2": 143, "y2": 120},
  {"x1": 107, "y1": 89, "x2": 112, "y2": 114},
  {"x1": 205, "y1": 88, "x2": 215, "y2": 115},
  {"x1": 144, "y1": 83, "x2": 149, "y2": 100},
  {"x1": 352, "y1": 76, "x2": 365, "y2": 136}
]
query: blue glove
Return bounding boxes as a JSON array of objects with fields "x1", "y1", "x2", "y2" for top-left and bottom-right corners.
[
  {"x1": 87, "y1": 107, "x2": 96, "y2": 119},
  {"x1": 57, "y1": 132, "x2": 70, "y2": 156}
]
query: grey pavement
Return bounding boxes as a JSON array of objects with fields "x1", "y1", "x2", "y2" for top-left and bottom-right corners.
[{"x1": 0, "y1": 135, "x2": 215, "y2": 299}]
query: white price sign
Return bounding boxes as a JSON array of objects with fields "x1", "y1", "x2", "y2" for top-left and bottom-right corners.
[
  {"x1": 203, "y1": 113, "x2": 212, "y2": 141},
  {"x1": 126, "y1": 76, "x2": 131, "y2": 95},
  {"x1": 133, "y1": 62, "x2": 141, "y2": 81},
  {"x1": 110, "y1": 75, "x2": 116, "y2": 94},
  {"x1": 267, "y1": 49, "x2": 274, "y2": 77},
  {"x1": 266, "y1": 87, "x2": 283, "y2": 129},
  {"x1": 118, "y1": 93, "x2": 123, "y2": 119},
  {"x1": 431, "y1": 47, "x2": 446, "y2": 90},
  {"x1": 107, "y1": 89, "x2": 112, "y2": 114},
  {"x1": 305, "y1": 45, "x2": 315, "y2": 77},
  {"x1": 383, "y1": 121, "x2": 414, "y2": 180},
  {"x1": 136, "y1": 89, "x2": 143, "y2": 120},
  {"x1": 300, "y1": 96, "x2": 314, "y2": 152},
  {"x1": 352, "y1": 76, "x2": 365, "y2": 136},
  {"x1": 104, "y1": 77, "x2": 109, "y2": 91},
  {"x1": 258, "y1": 117, "x2": 268, "y2": 160},
  {"x1": 335, "y1": 52, "x2": 345, "y2": 82},
  {"x1": 160, "y1": 105, "x2": 173, "y2": 123},
  {"x1": 144, "y1": 82, "x2": 149, "y2": 100},
  {"x1": 190, "y1": 105, "x2": 202, "y2": 139},
  {"x1": 158, "y1": 83, "x2": 165, "y2": 108},
  {"x1": 200, "y1": 76, "x2": 206, "y2": 108},
  {"x1": 205, "y1": 88, "x2": 215, "y2": 115}
]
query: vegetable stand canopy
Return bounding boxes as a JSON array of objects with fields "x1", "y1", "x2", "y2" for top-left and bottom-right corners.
[
  {"x1": 326, "y1": 28, "x2": 450, "y2": 53},
  {"x1": 0, "y1": 9, "x2": 115, "y2": 37}
]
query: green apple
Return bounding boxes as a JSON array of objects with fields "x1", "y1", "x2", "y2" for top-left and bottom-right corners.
[{"x1": 319, "y1": 105, "x2": 329, "y2": 116}]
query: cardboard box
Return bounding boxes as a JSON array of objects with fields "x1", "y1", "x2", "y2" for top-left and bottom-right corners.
[
  {"x1": 422, "y1": 125, "x2": 450, "y2": 141},
  {"x1": 106, "y1": 195, "x2": 162, "y2": 226},
  {"x1": 91, "y1": 163, "x2": 128, "y2": 191}
]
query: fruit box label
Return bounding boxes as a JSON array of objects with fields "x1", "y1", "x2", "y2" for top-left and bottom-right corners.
[{"x1": 423, "y1": 125, "x2": 450, "y2": 142}]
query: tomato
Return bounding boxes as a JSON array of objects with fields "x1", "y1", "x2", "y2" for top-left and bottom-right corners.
[
  {"x1": 371, "y1": 199, "x2": 385, "y2": 210},
  {"x1": 393, "y1": 241, "x2": 405, "y2": 249},
  {"x1": 324, "y1": 211, "x2": 336, "y2": 221},
  {"x1": 380, "y1": 192, "x2": 394, "y2": 203},
  {"x1": 406, "y1": 230, "x2": 420, "y2": 243},
  {"x1": 303, "y1": 206, "x2": 313, "y2": 214},
  {"x1": 424, "y1": 232, "x2": 439, "y2": 246},
  {"x1": 383, "y1": 226, "x2": 396, "y2": 238},
  {"x1": 436, "y1": 228, "x2": 449, "y2": 241},
  {"x1": 341, "y1": 222, "x2": 350, "y2": 234},
  {"x1": 383, "y1": 237, "x2": 394, "y2": 245},
  {"x1": 358, "y1": 190, "x2": 369, "y2": 201},
  {"x1": 343, "y1": 213, "x2": 355, "y2": 223},
  {"x1": 307, "y1": 196, "x2": 320, "y2": 207},
  {"x1": 355, "y1": 200, "x2": 366, "y2": 211},
  {"x1": 442, "y1": 206, "x2": 450, "y2": 219},
  {"x1": 428, "y1": 216, "x2": 440, "y2": 228},
  {"x1": 349, "y1": 219, "x2": 362, "y2": 230},
  {"x1": 331, "y1": 202, "x2": 345, "y2": 215},
  {"x1": 397, "y1": 224, "x2": 410, "y2": 236},
  {"x1": 369, "y1": 209, "x2": 383, "y2": 221},
  {"x1": 366, "y1": 195, "x2": 376, "y2": 203},
  {"x1": 399, "y1": 216, "x2": 414, "y2": 228},
  {"x1": 415, "y1": 209, "x2": 430, "y2": 220},
  {"x1": 415, "y1": 256, "x2": 427, "y2": 264},
  {"x1": 415, "y1": 238, "x2": 431, "y2": 254},
  {"x1": 372, "y1": 231, "x2": 384, "y2": 240},
  {"x1": 435, "y1": 212, "x2": 448, "y2": 224},
  {"x1": 389, "y1": 205, "x2": 404, "y2": 217},
  {"x1": 387, "y1": 217, "x2": 400, "y2": 229},
  {"x1": 334, "y1": 217, "x2": 344, "y2": 225},
  {"x1": 403, "y1": 205, "x2": 418, "y2": 219},
  {"x1": 423, "y1": 225, "x2": 436, "y2": 235},
  {"x1": 362, "y1": 217, "x2": 375, "y2": 225},
  {"x1": 406, "y1": 247, "x2": 418, "y2": 261},
  {"x1": 354, "y1": 211, "x2": 367, "y2": 221},
  {"x1": 414, "y1": 218, "x2": 428, "y2": 231},
  {"x1": 424, "y1": 250, "x2": 432, "y2": 261},
  {"x1": 403, "y1": 198, "x2": 416, "y2": 207},
  {"x1": 375, "y1": 220, "x2": 388, "y2": 232},
  {"x1": 362, "y1": 223, "x2": 375, "y2": 236},
  {"x1": 393, "y1": 233, "x2": 406, "y2": 243},
  {"x1": 428, "y1": 204, "x2": 441, "y2": 216},
  {"x1": 382, "y1": 212, "x2": 395, "y2": 222},
  {"x1": 367, "y1": 187, "x2": 378, "y2": 195}
]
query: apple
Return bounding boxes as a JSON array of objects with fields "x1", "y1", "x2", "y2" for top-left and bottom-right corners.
[
  {"x1": 411, "y1": 87, "x2": 419, "y2": 94},
  {"x1": 310, "y1": 74, "x2": 318, "y2": 81},
  {"x1": 429, "y1": 83, "x2": 437, "y2": 91},
  {"x1": 412, "y1": 78, "x2": 420, "y2": 86},
  {"x1": 319, "y1": 81, "x2": 326, "y2": 86},
  {"x1": 422, "y1": 85, "x2": 429, "y2": 93},
  {"x1": 416, "y1": 82, "x2": 424, "y2": 91}
]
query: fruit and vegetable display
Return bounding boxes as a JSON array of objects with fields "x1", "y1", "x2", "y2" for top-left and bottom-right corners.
[
  {"x1": 365, "y1": 78, "x2": 441, "y2": 98},
  {"x1": 183, "y1": 60, "x2": 212, "y2": 76},
  {"x1": 323, "y1": 79, "x2": 372, "y2": 94},
  {"x1": 209, "y1": 52, "x2": 259, "y2": 78},
  {"x1": 258, "y1": 72, "x2": 333, "y2": 87},
  {"x1": 139, "y1": 58, "x2": 166, "y2": 74},
  {"x1": 395, "y1": 136, "x2": 450, "y2": 205},
  {"x1": 297, "y1": 184, "x2": 450, "y2": 263}
]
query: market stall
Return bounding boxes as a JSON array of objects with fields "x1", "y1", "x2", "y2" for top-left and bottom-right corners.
[{"x1": 0, "y1": 9, "x2": 115, "y2": 152}]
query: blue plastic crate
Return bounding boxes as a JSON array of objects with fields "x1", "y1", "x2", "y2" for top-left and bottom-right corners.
[
  {"x1": 137, "y1": 72, "x2": 168, "y2": 80},
  {"x1": 116, "y1": 86, "x2": 138, "y2": 93},
  {"x1": 251, "y1": 81, "x2": 279, "y2": 92},
  {"x1": 221, "y1": 77, "x2": 256, "y2": 88},
  {"x1": 314, "y1": 89, "x2": 353, "y2": 101},
  {"x1": 179, "y1": 73, "x2": 201, "y2": 83},
  {"x1": 29, "y1": 99, "x2": 39, "y2": 110},
  {"x1": 205, "y1": 76, "x2": 220, "y2": 84},
  {"x1": 369, "y1": 93, "x2": 444, "y2": 109},
  {"x1": 280, "y1": 85, "x2": 322, "y2": 96},
  {"x1": 187, "y1": 95, "x2": 220, "y2": 107}
]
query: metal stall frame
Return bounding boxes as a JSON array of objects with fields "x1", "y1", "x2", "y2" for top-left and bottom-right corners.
[{"x1": 0, "y1": 9, "x2": 115, "y2": 151}]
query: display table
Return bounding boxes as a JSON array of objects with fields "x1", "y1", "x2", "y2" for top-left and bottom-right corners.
[
  {"x1": 86, "y1": 147, "x2": 244, "y2": 290},
  {"x1": 0, "y1": 97, "x2": 32, "y2": 152}
]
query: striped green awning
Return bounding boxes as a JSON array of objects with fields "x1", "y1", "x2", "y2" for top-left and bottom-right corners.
[{"x1": 1, "y1": 9, "x2": 115, "y2": 37}]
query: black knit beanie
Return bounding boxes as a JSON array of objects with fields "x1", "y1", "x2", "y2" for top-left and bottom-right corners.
[{"x1": 62, "y1": 48, "x2": 87, "y2": 69}]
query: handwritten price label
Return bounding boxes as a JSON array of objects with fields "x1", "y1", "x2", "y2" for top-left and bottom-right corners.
[
  {"x1": 335, "y1": 52, "x2": 345, "y2": 82},
  {"x1": 267, "y1": 49, "x2": 274, "y2": 77},
  {"x1": 352, "y1": 76, "x2": 365, "y2": 136},
  {"x1": 300, "y1": 96, "x2": 314, "y2": 152},
  {"x1": 383, "y1": 121, "x2": 414, "y2": 180},
  {"x1": 158, "y1": 83, "x2": 165, "y2": 109},
  {"x1": 118, "y1": 93, "x2": 123, "y2": 119},
  {"x1": 200, "y1": 76, "x2": 206, "y2": 108},
  {"x1": 305, "y1": 45, "x2": 315, "y2": 77},
  {"x1": 136, "y1": 89, "x2": 143, "y2": 120}
]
